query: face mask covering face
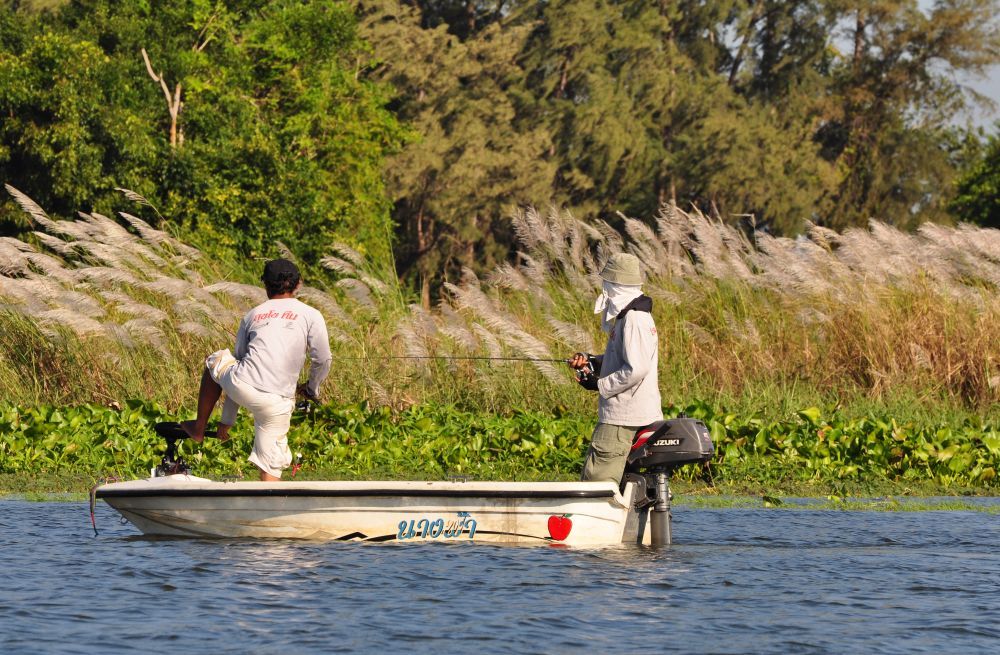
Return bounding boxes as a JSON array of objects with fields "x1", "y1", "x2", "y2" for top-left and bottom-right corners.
[{"x1": 593, "y1": 280, "x2": 642, "y2": 332}]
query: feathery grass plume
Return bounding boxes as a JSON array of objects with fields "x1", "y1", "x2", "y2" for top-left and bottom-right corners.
[
  {"x1": 562, "y1": 211, "x2": 587, "y2": 272},
  {"x1": 752, "y1": 233, "x2": 832, "y2": 296},
  {"x1": 444, "y1": 278, "x2": 523, "y2": 339},
  {"x1": 336, "y1": 278, "x2": 376, "y2": 309},
  {"x1": 74, "y1": 266, "x2": 139, "y2": 287},
  {"x1": 203, "y1": 281, "x2": 267, "y2": 305},
  {"x1": 546, "y1": 317, "x2": 594, "y2": 353},
  {"x1": 0, "y1": 242, "x2": 29, "y2": 275},
  {"x1": 178, "y1": 321, "x2": 214, "y2": 339},
  {"x1": 100, "y1": 291, "x2": 169, "y2": 322},
  {"x1": 275, "y1": 241, "x2": 297, "y2": 262},
  {"x1": 909, "y1": 342, "x2": 933, "y2": 370},
  {"x1": 5, "y1": 185, "x2": 58, "y2": 232},
  {"x1": 365, "y1": 375, "x2": 391, "y2": 407},
  {"x1": 55, "y1": 290, "x2": 105, "y2": 319},
  {"x1": 82, "y1": 212, "x2": 143, "y2": 248},
  {"x1": 74, "y1": 241, "x2": 130, "y2": 269},
  {"x1": 594, "y1": 219, "x2": 625, "y2": 255},
  {"x1": 330, "y1": 242, "x2": 366, "y2": 268},
  {"x1": 472, "y1": 323, "x2": 503, "y2": 359},
  {"x1": 621, "y1": 215, "x2": 670, "y2": 278},
  {"x1": 36, "y1": 309, "x2": 105, "y2": 338},
  {"x1": 644, "y1": 286, "x2": 681, "y2": 305},
  {"x1": 118, "y1": 211, "x2": 199, "y2": 259},
  {"x1": 436, "y1": 301, "x2": 477, "y2": 350},
  {"x1": 17, "y1": 203, "x2": 93, "y2": 242},
  {"x1": 510, "y1": 206, "x2": 548, "y2": 253},
  {"x1": 122, "y1": 318, "x2": 169, "y2": 353},
  {"x1": 356, "y1": 271, "x2": 391, "y2": 295},
  {"x1": 407, "y1": 303, "x2": 437, "y2": 340},
  {"x1": 395, "y1": 323, "x2": 430, "y2": 359},
  {"x1": 23, "y1": 252, "x2": 76, "y2": 284},
  {"x1": 118, "y1": 211, "x2": 168, "y2": 244},
  {"x1": 0, "y1": 236, "x2": 36, "y2": 252},
  {"x1": 143, "y1": 277, "x2": 225, "y2": 313},
  {"x1": 32, "y1": 232, "x2": 79, "y2": 257},
  {"x1": 652, "y1": 204, "x2": 696, "y2": 279},
  {"x1": 297, "y1": 286, "x2": 349, "y2": 324},
  {"x1": 103, "y1": 322, "x2": 136, "y2": 349},
  {"x1": 445, "y1": 273, "x2": 562, "y2": 382},
  {"x1": 0, "y1": 279, "x2": 47, "y2": 313},
  {"x1": 489, "y1": 262, "x2": 530, "y2": 291},
  {"x1": 516, "y1": 251, "x2": 549, "y2": 287},
  {"x1": 320, "y1": 255, "x2": 357, "y2": 276},
  {"x1": 115, "y1": 187, "x2": 158, "y2": 211}
]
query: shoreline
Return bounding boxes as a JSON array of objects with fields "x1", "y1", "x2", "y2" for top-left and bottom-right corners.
[{"x1": 4, "y1": 474, "x2": 998, "y2": 512}]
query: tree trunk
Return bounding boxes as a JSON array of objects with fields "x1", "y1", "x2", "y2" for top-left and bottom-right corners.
[{"x1": 728, "y1": 0, "x2": 766, "y2": 87}]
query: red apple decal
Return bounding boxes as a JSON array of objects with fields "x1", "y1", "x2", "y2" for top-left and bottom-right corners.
[{"x1": 547, "y1": 514, "x2": 572, "y2": 541}]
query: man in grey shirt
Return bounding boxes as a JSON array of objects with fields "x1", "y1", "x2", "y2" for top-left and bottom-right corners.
[
  {"x1": 181, "y1": 258, "x2": 332, "y2": 480},
  {"x1": 569, "y1": 252, "x2": 662, "y2": 483}
]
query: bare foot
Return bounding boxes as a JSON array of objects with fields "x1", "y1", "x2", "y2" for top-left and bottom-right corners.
[{"x1": 179, "y1": 420, "x2": 204, "y2": 443}]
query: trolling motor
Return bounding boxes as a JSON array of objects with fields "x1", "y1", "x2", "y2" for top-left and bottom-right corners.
[
  {"x1": 152, "y1": 422, "x2": 217, "y2": 477},
  {"x1": 623, "y1": 416, "x2": 714, "y2": 546}
]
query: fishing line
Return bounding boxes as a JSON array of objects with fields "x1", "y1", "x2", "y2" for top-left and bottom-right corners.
[{"x1": 330, "y1": 355, "x2": 573, "y2": 363}]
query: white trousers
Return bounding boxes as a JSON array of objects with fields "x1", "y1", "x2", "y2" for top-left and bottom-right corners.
[{"x1": 206, "y1": 350, "x2": 294, "y2": 478}]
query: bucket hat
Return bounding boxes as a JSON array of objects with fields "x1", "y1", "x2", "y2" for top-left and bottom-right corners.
[{"x1": 599, "y1": 253, "x2": 642, "y2": 285}]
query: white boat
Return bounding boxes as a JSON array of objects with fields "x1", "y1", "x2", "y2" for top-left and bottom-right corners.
[
  {"x1": 94, "y1": 418, "x2": 714, "y2": 546},
  {"x1": 96, "y1": 477, "x2": 647, "y2": 545}
]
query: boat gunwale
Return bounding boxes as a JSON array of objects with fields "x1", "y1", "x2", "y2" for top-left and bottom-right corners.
[{"x1": 95, "y1": 487, "x2": 618, "y2": 500}]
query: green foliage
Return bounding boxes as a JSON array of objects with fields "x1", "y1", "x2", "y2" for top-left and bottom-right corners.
[
  {"x1": 2, "y1": 401, "x2": 997, "y2": 491},
  {"x1": 951, "y1": 126, "x2": 1000, "y2": 228},
  {"x1": 0, "y1": 0, "x2": 404, "y2": 268},
  {"x1": 358, "y1": 0, "x2": 554, "y2": 299}
]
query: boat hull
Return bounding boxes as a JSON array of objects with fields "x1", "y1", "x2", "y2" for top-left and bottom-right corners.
[{"x1": 96, "y1": 477, "x2": 647, "y2": 546}]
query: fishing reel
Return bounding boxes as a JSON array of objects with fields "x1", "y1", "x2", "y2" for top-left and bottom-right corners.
[
  {"x1": 295, "y1": 385, "x2": 318, "y2": 416},
  {"x1": 573, "y1": 352, "x2": 603, "y2": 391}
]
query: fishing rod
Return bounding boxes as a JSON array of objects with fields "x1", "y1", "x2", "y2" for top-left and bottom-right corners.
[{"x1": 331, "y1": 355, "x2": 574, "y2": 363}]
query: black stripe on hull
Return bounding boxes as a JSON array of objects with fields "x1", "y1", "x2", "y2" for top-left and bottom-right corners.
[{"x1": 96, "y1": 488, "x2": 616, "y2": 500}]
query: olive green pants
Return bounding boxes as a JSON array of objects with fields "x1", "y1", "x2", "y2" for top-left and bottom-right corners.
[{"x1": 581, "y1": 423, "x2": 643, "y2": 483}]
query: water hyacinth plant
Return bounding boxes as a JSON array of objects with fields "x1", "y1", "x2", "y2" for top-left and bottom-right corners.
[{"x1": 1, "y1": 186, "x2": 998, "y2": 488}]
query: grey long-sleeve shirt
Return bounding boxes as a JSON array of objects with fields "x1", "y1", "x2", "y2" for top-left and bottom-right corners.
[
  {"x1": 596, "y1": 309, "x2": 663, "y2": 426},
  {"x1": 221, "y1": 298, "x2": 332, "y2": 424}
]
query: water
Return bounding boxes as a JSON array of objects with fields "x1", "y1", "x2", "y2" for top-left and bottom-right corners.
[{"x1": 3, "y1": 499, "x2": 999, "y2": 654}]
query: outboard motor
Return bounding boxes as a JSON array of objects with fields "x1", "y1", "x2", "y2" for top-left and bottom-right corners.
[{"x1": 623, "y1": 416, "x2": 714, "y2": 546}]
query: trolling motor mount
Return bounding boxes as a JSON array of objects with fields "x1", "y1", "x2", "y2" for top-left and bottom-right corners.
[
  {"x1": 152, "y1": 422, "x2": 216, "y2": 477},
  {"x1": 624, "y1": 417, "x2": 714, "y2": 546}
]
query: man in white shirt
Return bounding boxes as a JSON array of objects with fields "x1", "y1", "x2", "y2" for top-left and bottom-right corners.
[
  {"x1": 181, "y1": 258, "x2": 332, "y2": 480},
  {"x1": 569, "y1": 252, "x2": 662, "y2": 483}
]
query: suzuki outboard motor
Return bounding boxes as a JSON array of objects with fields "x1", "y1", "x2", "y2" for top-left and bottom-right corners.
[{"x1": 624, "y1": 416, "x2": 714, "y2": 546}]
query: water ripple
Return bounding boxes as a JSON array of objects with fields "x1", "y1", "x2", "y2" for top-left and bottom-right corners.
[{"x1": 2, "y1": 499, "x2": 1000, "y2": 654}]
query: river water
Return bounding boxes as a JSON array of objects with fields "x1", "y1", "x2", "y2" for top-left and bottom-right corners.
[{"x1": 2, "y1": 498, "x2": 998, "y2": 654}]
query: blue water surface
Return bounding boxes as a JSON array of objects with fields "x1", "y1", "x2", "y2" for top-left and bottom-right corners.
[{"x1": 2, "y1": 498, "x2": 998, "y2": 654}]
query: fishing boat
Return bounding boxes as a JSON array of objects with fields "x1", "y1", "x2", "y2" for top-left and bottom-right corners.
[{"x1": 94, "y1": 418, "x2": 714, "y2": 546}]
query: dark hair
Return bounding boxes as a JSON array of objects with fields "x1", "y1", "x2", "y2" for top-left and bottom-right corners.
[{"x1": 261, "y1": 258, "x2": 300, "y2": 295}]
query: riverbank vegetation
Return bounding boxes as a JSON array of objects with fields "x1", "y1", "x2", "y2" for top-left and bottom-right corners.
[
  {"x1": 0, "y1": 189, "x2": 997, "y2": 494},
  {"x1": 1, "y1": 1, "x2": 999, "y2": 496},
  {"x1": 2, "y1": 1, "x2": 999, "y2": 291}
]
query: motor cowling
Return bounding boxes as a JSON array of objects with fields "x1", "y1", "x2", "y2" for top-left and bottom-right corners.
[{"x1": 625, "y1": 417, "x2": 714, "y2": 473}]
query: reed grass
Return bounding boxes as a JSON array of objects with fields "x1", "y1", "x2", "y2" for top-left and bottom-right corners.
[{"x1": 0, "y1": 186, "x2": 997, "y2": 427}]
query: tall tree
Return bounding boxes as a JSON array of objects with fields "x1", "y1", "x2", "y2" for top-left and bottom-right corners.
[
  {"x1": 0, "y1": 0, "x2": 405, "y2": 268},
  {"x1": 357, "y1": 0, "x2": 554, "y2": 304},
  {"x1": 815, "y1": 0, "x2": 1000, "y2": 229},
  {"x1": 951, "y1": 125, "x2": 1000, "y2": 228}
]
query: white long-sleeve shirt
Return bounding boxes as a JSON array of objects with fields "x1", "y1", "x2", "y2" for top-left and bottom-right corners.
[
  {"x1": 221, "y1": 298, "x2": 332, "y2": 424},
  {"x1": 596, "y1": 308, "x2": 663, "y2": 426}
]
